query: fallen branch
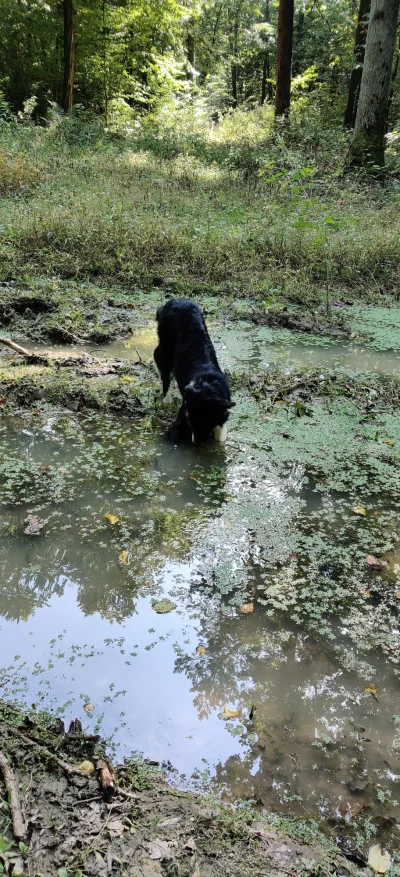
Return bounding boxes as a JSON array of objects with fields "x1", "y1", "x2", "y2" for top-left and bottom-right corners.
[
  {"x1": 0, "y1": 335, "x2": 48, "y2": 365},
  {"x1": 0, "y1": 336, "x2": 34, "y2": 358},
  {"x1": 0, "y1": 750, "x2": 27, "y2": 841},
  {"x1": 5, "y1": 726, "x2": 92, "y2": 778}
]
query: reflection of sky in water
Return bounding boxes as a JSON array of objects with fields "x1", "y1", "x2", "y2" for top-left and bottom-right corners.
[{"x1": 0, "y1": 315, "x2": 400, "y2": 837}]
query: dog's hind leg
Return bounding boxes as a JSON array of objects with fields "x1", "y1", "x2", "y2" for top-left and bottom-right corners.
[{"x1": 154, "y1": 344, "x2": 172, "y2": 397}]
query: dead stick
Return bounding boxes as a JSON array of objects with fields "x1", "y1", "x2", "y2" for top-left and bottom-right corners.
[
  {"x1": 5, "y1": 727, "x2": 91, "y2": 777},
  {"x1": 0, "y1": 750, "x2": 27, "y2": 841},
  {"x1": 0, "y1": 336, "x2": 33, "y2": 358},
  {"x1": 0, "y1": 335, "x2": 48, "y2": 365}
]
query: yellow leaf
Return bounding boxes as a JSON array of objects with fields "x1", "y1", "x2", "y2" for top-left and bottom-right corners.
[
  {"x1": 105, "y1": 513, "x2": 119, "y2": 525},
  {"x1": 364, "y1": 684, "x2": 377, "y2": 696},
  {"x1": 353, "y1": 506, "x2": 366, "y2": 516},
  {"x1": 223, "y1": 705, "x2": 239, "y2": 720},
  {"x1": 240, "y1": 602, "x2": 254, "y2": 614},
  {"x1": 75, "y1": 760, "x2": 95, "y2": 776},
  {"x1": 83, "y1": 703, "x2": 95, "y2": 713},
  {"x1": 359, "y1": 588, "x2": 371, "y2": 598},
  {"x1": 368, "y1": 845, "x2": 391, "y2": 874},
  {"x1": 189, "y1": 474, "x2": 198, "y2": 481},
  {"x1": 386, "y1": 440, "x2": 394, "y2": 447},
  {"x1": 119, "y1": 550, "x2": 130, "y2": 565},
  {"x1": 196, "y1": 645, "x2": 206, "y2": 656},
  {"x1": 122, "y1": 376, "x2": 137, "y2": 383}
]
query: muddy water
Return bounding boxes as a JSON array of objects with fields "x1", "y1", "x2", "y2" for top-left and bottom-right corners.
[
  {"x1": 1, "y1": 322, "x2": 400, "y2": 848},
  {"x1": 19, "y1": 318, "x2": 400, "y2": 376}
]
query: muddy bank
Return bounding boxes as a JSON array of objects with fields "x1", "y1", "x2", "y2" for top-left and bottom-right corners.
[{"x1": 0, "y1": 701, "x2": 368, "y2": 877}]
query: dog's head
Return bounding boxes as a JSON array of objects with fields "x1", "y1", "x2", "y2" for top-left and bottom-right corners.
[{"x1": 184, "y1": 377, "x2": 235, "y2": 445}]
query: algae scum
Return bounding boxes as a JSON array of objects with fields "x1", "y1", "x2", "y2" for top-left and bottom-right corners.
[{"x1": 1, "y1": 306, "x2": 400, "y2": 850}]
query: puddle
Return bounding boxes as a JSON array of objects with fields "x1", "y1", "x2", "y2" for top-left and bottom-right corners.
[
  {"x1": 16, "y1": 318, "x2": 400, "y2": 378},
  {"x1": 1, "y1": 309, "x2": 400, "y2": 846},
  {"x1": 0, "y1": 400, "x2": 400, "y2": 845}
]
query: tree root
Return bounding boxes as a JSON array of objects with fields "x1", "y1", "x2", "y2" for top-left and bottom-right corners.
[{"x1": 0, "y1": 750, "x2": 27, "y2": 841}]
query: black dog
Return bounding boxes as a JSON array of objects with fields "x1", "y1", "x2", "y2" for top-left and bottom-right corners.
[{"x1": 154, "y1": 299, "x2": 234, "y2": 445}]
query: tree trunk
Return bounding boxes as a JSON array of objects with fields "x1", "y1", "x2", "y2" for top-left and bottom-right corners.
[
  {"x1": 349, "y1": 0, "x2": 400, "y2": 167},
  {"x1": 275, "y1": 0, "x2": 294, "y2": 118},
  {"x1": 186, "y1": 32, "x2": 195, "y2": 81},
  {"x1": 261, "y1": 0, "x2": 273, "y2": 104},
  {"x1": 231, "y1": 63, "x2": 238, "y2": 106},
  {"x1": 344, "y1": 0, "x2": 371, "y2": 128},
  {"x1": 62, "y1": 0, "x2": 74, "y2": 112}
]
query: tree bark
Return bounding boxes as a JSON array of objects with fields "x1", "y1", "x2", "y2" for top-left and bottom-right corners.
[
  {"x1": 261, "y1": 0, "x2": 273, "y2": 104},
  {"x1": 344, "y1": 0, "x2": 371, "y2": 128},
  {"x1": 186, "y1": 32, "x2": 195, "y2": 81},
  {"x1": 275, "y1": 0, "x2": 294, "y2": 118},
  {"x1": 62, "y1": 0, "x2": 74, "y2": 113},
  {"x1": 349, "y1": 0, "x2": 400, "y2": 167}
]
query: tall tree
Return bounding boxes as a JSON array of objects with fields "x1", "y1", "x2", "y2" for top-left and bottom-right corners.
[
  {"x1": 62, "y1": 0, "x2": 74, "y2": 112},
  {"x1": 275, "y1": 0, "x2": 294, "y2": 117},
  {"x1": 261, "y1": 0, "x2": 273, "y2": 104},
  {"x1": 344, "y1": 0, "x2": 371, "y2": 128},
  {"x1": 349, "y1": 0, "x2": 400, "y2": 167}
]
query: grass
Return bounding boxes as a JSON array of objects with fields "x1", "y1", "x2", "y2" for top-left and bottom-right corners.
[{"x1": 0, "y1": 101, "x2": 400, "y2": 304}]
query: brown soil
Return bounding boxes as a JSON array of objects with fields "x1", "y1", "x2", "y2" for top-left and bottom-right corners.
[{"x1": 0, "y1": 704, "x2": 363, "y2": 877}]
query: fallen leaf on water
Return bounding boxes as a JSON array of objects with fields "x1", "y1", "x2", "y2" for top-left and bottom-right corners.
[
  {"x1": 364, "y1": 684, "x2": 378, "y2": 701},
  {"x1": 240, "y1": 602, "x2": 254, "y2": 614},
  {"x1": 223, "y1": 705, "x2": 239, "y2": 720},
  {"x1": 347, "y1": 777, "x2": 369, "y2": 793},
  {"x1": 24, "y1": 515, "x2": 44, "y2": 536},
  {"x1": 119, "y1": 550, "x2": 130, "y2": 565},
  {"x1": 386, "y1": 440, "x2": 394, "y2": 447},
  {"x1": 105, "y1": 513, "x2": 119, "y2": 525},
  {"x1": 75, "y1": 760, "x2": 95, "y2": 776},
  {"x1": 83, "y1": 703, "x2": 95, "y2": 713},
  {"x1": 368, "y1": 844, "x2": 391, "y2": 874},
  {"x1": 188, "y1": 474, "x2": 198, "y2": 481},
  {"x1": 152, "y1": 599, "x2": 177, "y2": 614},
  {"x1": 196, "y1": 645, "x2": 206, "y2": 656},
  {"x1": 353, "y1": 506, "x2": 366, "y2": 516},
  {"x1": 366, "y1": 555, "x2": 387, "y2": 568},
  {"x1": 340, "y1": 799, "x2": 364, "y2": 820},
  {"x1": 108, "y1": 819, "x2": 125, "y2": 837}
]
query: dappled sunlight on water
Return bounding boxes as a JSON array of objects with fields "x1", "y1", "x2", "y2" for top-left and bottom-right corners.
[{"x1": 0, "y1": 322, "x2": 400, "y2": 849}]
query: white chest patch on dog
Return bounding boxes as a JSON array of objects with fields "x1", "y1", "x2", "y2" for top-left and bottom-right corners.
[{"x1": 213, "y1": 424, "x2": 228, "y2": 442}]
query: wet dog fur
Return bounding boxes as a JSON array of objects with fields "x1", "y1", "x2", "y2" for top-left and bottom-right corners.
[{"x1": 154, "y1": 299, "x2": 234, "y2": 445}]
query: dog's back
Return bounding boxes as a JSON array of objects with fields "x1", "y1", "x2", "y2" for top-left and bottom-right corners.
[{"x1": 156, "y1": 299, "x2": 219, "y2": 391}]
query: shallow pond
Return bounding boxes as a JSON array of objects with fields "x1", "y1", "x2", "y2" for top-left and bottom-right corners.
[{"x1": 0, "y1": 318, "x2": 400, "y2": 849}]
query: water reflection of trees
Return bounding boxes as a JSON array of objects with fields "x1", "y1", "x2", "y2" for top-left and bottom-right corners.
[
  {"x1": 174, "y1": 598, "x2": 398, "y2": 815},
  {"x1": 0, "y1": 412, "x2": 227, "y2": 622}
]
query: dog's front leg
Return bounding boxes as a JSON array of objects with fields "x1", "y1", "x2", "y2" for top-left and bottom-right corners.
[{"x1": 167, "y1": 402, "x2": 191, "y2": 443}]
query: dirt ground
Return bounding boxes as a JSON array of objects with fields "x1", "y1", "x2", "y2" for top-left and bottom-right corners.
[{"x1": 0, "y1": 703, "x2": 366, "y2": 877}]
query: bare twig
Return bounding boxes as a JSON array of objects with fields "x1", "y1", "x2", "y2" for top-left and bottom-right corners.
[{"x1": 0, "y1": 750, "x2": 27, "y2": 841}]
